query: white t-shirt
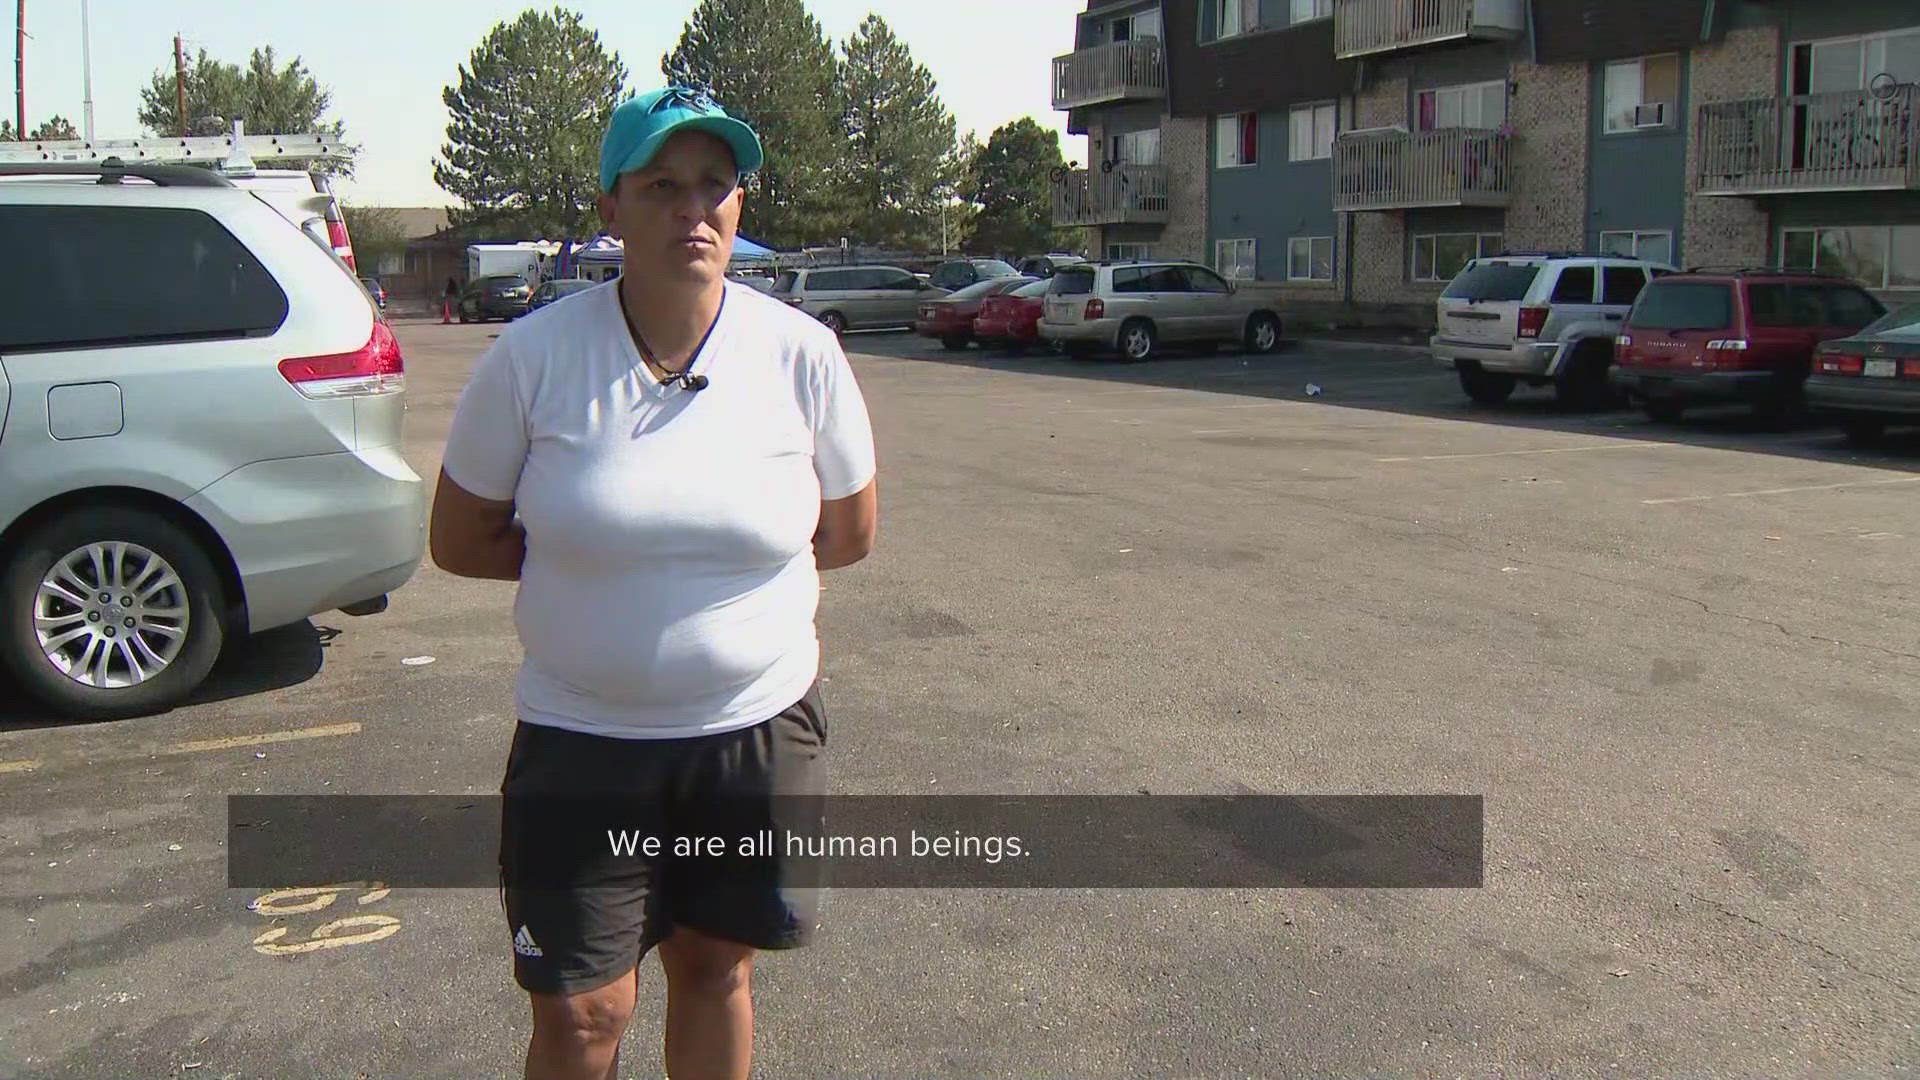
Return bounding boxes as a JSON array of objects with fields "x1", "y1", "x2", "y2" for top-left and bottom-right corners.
[{"x1": 439, "y1": 278, "x2": 875, "y2": 739}]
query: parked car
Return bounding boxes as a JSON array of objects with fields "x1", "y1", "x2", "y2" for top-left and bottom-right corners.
[
  {"x1": 528, "y1": 277, "x2": 597, "y2": 312},
  {"x1": 359, "y1": 276, "x2": 387, "y2": 312},
  {"x1": 1430, "y1": 252, "x2": 1676, "y2": 406},
  {"x1": 928, "y1": 257, "x2": 1023, "y2": 292},
  {"x1": 770, "y1": 265, "x2": 949, "y2": 335},
  {"x1": 973, "y1": 278, "x2": 1056, "y2": 354},
  {"x1": 1803, "y1": 302, "x2": 1920, "y2": 446},
  {"x1": 1610, "y1": 268, "x2": 1886, "y2": 423},
  {"x1": 1015, "y1": 253, "x2": 1087, "y2": 279},
  {"x1": 1037, "y1": 260, "x2": 1284, "y2": 360},
  {"x1": 459, "y1": 274, "x2": 533, "y2": 322},
  {"x1": 0, "y1": 159, "x2": 424, "y2": 719},
  {"x1": 915, "y1": 276, "x2": 1038, "y2": 350}
]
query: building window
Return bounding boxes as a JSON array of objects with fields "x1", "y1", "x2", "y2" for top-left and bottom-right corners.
[
  {"x1": 1795, "y1": 27, "x2": 1920, "y2": 94},
  {"x1": 1417, "y1": 81, "x2": 1508, "y2": 131},
  {"x1": 1204, "y1": 0, "x2": 1258, "y2": 41},
  {"x1": 1216, "y1": 113, "x2": 1258, "y2": 168},
  {"x1": 1288, "y1": 103, "x2": 1337, "y2": 162},
  {"x1": 1110, "y1": 128, "x2": 1162, "y2": 167},
  {"x1": 1107, "y1": 243, "x2": 1156, "y2": 261},
  {"x1": 1412, "y1": 233, "x2": 1503, "y2": 282},
  {"x1": 1288, "y1": 236, "x2": 1335, "y2": 281},
  {"x1": 1603, "y1": 54, "x2": 1681, "y2": 133},
  {"x1": 1290, "y1": 0, "x2": 1332, "y2": 23},
  {"x1": 1600, "y1": 230, "x2": 1675, "y2": 267},
  {"x1": 1105, "y1": 7, "x2": 1163, "y2": 43},
  {"x1": 1782, "y1": 225, "x2": 1920, "y2": 290},
  {"x1": 1215, "y1": 238, "x2": 1257, "y2": 281}
]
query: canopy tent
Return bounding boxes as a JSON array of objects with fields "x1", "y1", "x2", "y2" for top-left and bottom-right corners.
[{"x1": 730, "y1": 235, "x2": 775, "y2": 263}]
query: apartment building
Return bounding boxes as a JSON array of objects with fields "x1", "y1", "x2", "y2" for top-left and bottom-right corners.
[{"x1": 1050, "y1": 0, "x2": 1920, "y2": 328}]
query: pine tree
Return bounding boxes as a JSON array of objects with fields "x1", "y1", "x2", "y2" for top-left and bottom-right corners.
[
  {"x1": 836, "y1": 15, "x2": 957, "y2": 250},
  {"x1": 433, "y1": 7, "x2": 629, "y2": 240},
  {"x1": 136, "y1": 46, "x2": 350, "y2": 173},
  {"x1": 664, "y1": 0, "x2": 845, "y2": 251}
]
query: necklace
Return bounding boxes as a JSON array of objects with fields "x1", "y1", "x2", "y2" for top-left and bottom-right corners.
[{"x1": 616, "y1": 280, "x2": 687, "y2": 383}]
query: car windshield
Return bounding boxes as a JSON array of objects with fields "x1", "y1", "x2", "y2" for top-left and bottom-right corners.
[
  {"x1": 1049, "y1": 268, "x2": 1096, "y2": 295},
  {"x1": 975, "y1": 260, "x2": 1019, "y2": 277},
  {"x1": 1441, "y1": 262, "x2": 1541, "y2": 301},
  {"x1": 949, "y1": 279, "x2": 1011, "y2": 300},
  {"x1": 1859, "y1": 301, "x2": 1920, "y2": 337},
  {"x1": 1013, "y1": 280, "x2": 1053, "y2": 298},
  {"x1": 1628, "y1": 282, "x2": 1733, "y2": 330},
  {"x1": 772, "y1": 271, "x2": 798, "y2": 294}
]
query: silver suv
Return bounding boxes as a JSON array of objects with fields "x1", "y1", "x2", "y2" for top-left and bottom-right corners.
[
  {"x1": 771, "y1": 265, "x2": 949, "y2": 335},
  {"x1": 0, "y1": 161, "x2": 425, "y2": 719},
  {"x1": 1431, "y1": 252, "x2": 1675, "y2": 405},
  {"x1": 1037, "y1": 261, "x2": 1284, "y2": 360}
]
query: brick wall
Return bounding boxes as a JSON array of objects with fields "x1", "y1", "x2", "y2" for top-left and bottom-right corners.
[
  {"x1": 1683, "y1": 26, "x2": 1778, "y2": 269},
  {"x1": 1159, "y1": 115, "x2": 1210, "y2": 262},
  {"x1": 1505, "y1": 60, "x2": 1589, "y2": 252},
  {"x1": 1350, "y1": 77, "x2": 1410, "y2": 305}
]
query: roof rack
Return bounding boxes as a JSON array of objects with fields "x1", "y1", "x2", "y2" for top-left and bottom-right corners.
[
  {"x1": 1681, "y1": 264, "x2": 1846, "y2": 277},
  {"x1": 0, "y1": 158, "x2": 235, "y2": 187}
]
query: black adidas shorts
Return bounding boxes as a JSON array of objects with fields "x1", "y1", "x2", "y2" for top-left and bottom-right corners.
[{"x1": 498, "y1": 684, "x2": 828, "y2": 998}]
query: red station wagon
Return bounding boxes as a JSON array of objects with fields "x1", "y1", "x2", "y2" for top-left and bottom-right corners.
[
  {"x1": 972, "y1": 278, "x2": 1054, "y2": 354},
  {"x1": 915, "y1": 276, "x2": 1036, "y2": 350},
  {"x1": 1610, "y1": 269, "x2": 1886, "y2": 423}
]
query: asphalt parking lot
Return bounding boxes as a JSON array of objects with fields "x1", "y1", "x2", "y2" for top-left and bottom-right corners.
[{"x1": 3, "y1": 316, "x2": 1917, "y2": 1078}]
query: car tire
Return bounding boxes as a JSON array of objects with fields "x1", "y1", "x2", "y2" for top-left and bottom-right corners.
[
  {"x1": 819, "y1": 311, "x2": 847, "y2": 336},
  {"x1": 1004, "y1": 341, "x2": 1029, "y2": 356},
  {"x1": 1841, "y1": 419, "x2": 1887, "y2": 447},
  {"x1": 1553, "y1": 343, "x2": 1617, "y2": 409},
  {"x1": 1243, "y1": 312, "x2": 1282, "y2": 355},
  {"x1": 941, "y1": 335, "x2": 968, "y2": 351},
  {"x1": 1118, "y1": 319, "x2": 1157, "y2": 362},
  {"x1": 1644, "y1": 398, "x2": 1686, "y2": 423},
  {"x1": 1458, "y1": 364, "x2": 1516, "y2": 405},
  {"x1": 0, "y1": 506, "x2": 228, "y2": 721}
]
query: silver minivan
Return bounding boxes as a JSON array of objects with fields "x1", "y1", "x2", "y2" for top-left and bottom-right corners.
[
  {"x1": 771, "y1": 265, "x2": 950, "y2": 334},
  {"x1": 1037, "y1": 261, "x2": 1284, "y2": 360}
]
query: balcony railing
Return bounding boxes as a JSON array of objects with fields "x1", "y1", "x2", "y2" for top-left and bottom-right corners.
[
  {"x1": 1695, "y1": 84, "x2": 1920, "y2": 196},
  {"x1": 1332, "y1": 127, "x2": 1512, "y2": 212},
  {"x1": 1334, "y1": 0, "x2": 1524, "y2": 59},
  {"x1": 1051, "y1": 164, "x2": 1170, "y2": 227},
  {"x1": 1051, "y1": 38, "x2": 1166, "y2": 112}
]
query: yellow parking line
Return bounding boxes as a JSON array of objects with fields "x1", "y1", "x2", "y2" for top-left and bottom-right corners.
[
  {"x1": 0, "y1": 759, "x2": 42, "y2": 774},
  {"x1": 159, "y1": 722, "x2": 362, "y2": 755}
]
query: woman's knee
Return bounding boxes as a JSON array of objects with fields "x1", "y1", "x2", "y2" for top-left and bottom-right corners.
[
  {"x1": 659, "y1": 931, "x2": 755, "y2": 998},
  {"x1": 529, "y1": 978, "x2": 635, "y2": 1050}
]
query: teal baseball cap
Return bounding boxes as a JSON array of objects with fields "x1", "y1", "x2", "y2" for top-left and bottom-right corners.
[{"x1": 599, "y1": 85, "x2": 764, "y2": 192}]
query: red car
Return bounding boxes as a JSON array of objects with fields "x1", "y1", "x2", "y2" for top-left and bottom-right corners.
[
  {"x1": 973, "y1": 278, "x2": 1054, "y2": 354},
  {"x1": 915, "y1": 276, "x2": 1037, "y2": 350}
]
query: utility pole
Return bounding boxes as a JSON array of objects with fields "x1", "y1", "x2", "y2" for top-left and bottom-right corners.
[
  {"x1": 80, "y1": 0, "x2": 92, "y2": 141},
  {"x1": 174, "y1": 33, "x2": 187, "y2": 138},
  {"x1": 14, "y1": 0, "x2": 24, "y2": 137}
]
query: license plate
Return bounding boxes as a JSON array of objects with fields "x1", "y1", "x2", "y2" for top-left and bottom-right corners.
[{"x1": 1865, "y1": 359, "x2": 1896, "y2": 378}]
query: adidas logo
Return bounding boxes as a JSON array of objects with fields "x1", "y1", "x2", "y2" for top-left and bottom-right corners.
[{"x1": 513, "y1": 926, "x2": 543, "y2": 958}]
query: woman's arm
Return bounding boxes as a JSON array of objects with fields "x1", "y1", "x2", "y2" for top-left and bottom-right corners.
[
  {"x1": 814, "y1": 478, "x2": 877, "y2": 571},
  {"x1": 430, "y1": 469, "x2": 527, "y2": 581}
]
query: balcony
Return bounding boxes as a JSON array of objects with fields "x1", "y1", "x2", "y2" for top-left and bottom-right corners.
[
  {"x1": 1051, "y1": 38, "x2": 1166, "y2": 112},
  {"x1": 1695, "y1": 85, "x2": 1920, "y2": 197},
  {"x1": 1334, "y1": 0, "x2": 1525, "y2": 60},
  {"x1": 1051, "y1": 164, "x2": 1170, "y2": 227},
  {"x1": 1332, "y1": 127, "x2": 1512, "y2": 212}
]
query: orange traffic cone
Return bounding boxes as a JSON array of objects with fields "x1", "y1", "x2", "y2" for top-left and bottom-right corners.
[{"x1": 442, "y1": 298, "x2": 453, "y2": 324}]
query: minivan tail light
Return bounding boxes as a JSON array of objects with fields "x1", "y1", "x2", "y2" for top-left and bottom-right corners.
[
  {"x1": 326, "y1": 218, "x2": 356, "y2": 271},
  {"x1": 279, "y1": 321, "x2": 404, "y2": 398},
  {"x1": 1085, "y1": 298, "x2": 1105, "y2": 319},
  {"x1": 1816, "y1": 353, "x2": 1864, "y2": 375},
  {"x1": 1516, "y1": 305, "x2": 1548, "y2": 339}
]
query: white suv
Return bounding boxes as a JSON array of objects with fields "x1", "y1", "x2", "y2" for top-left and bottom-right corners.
[
  {"x1": 0, "y1": 160, "x2": 425, "y2": 719},
  {"x1": 1431, "y1": 252, "x2": 1675, "y2": 406}
]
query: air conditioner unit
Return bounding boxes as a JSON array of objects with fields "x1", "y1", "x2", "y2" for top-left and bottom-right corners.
[{"x1": 1633, "y1": 102, "x2": 1668, "y2": 129}]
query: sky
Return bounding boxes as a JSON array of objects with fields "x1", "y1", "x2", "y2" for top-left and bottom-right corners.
[{"x1": 15, "y1": 0, "x2": 1091, "y2": 208}]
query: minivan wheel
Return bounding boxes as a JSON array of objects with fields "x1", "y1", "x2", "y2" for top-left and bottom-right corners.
[
  {"x1": 1119, "y1": 319, "x2": 1156, "y2": 361},
  {"x1": 0, "y1": 507, "x2": 227, "y2": 721},
  {"x1": 1458, "y1": 364, "x2": 1516, "y2": 405},
  {"x1": 1244, "y1": 313, "x2": 1282, "y2": 354},
  {"x1": 819, "y1": 311, "x2": 847, "y2": 336}
]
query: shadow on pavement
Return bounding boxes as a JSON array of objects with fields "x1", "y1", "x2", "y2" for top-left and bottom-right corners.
[
  {"x1": 0, "y1": 621, "x2": 331, "y2": 733},
  {"x1": 858, "y1": 332, "x2": 1920, "y2": 474}
]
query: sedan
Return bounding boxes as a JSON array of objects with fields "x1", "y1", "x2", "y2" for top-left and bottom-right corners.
[
  {"x1": 973, "y1": 278, "x2": 1054, "y2": 354},
  {"x1": 528, "y1": 277, "x2": 598, "y2": 312},
  {"x1": 1806, "y1": 302, "x2": 1920, "y2": 446},
  {"x1": 915, "y1": 277, "x2": 1038, "y2": 350}
]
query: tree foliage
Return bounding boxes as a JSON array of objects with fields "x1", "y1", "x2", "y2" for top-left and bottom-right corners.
[
  {"x1": 663, "y1": 0, "x2": 846, "y2": 250},
  {"x1": 341, "y1": 205, "x2": 409, "y2": 273},
  {"x1": 1, "y1": 116, "x2": 78, "y2": 141},
  {"x1": 433, "y1": 7, "x2": 629, "y2": 240},
  {"x1": 136, "y1": 47, "x2": 349, "y2": 172},
  {"x1": 961, "y1": 118, "x2": 1068, "y2": 257},
  {"x1": 835, "y1": 15, "x2": 956, "y2": 251}
]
